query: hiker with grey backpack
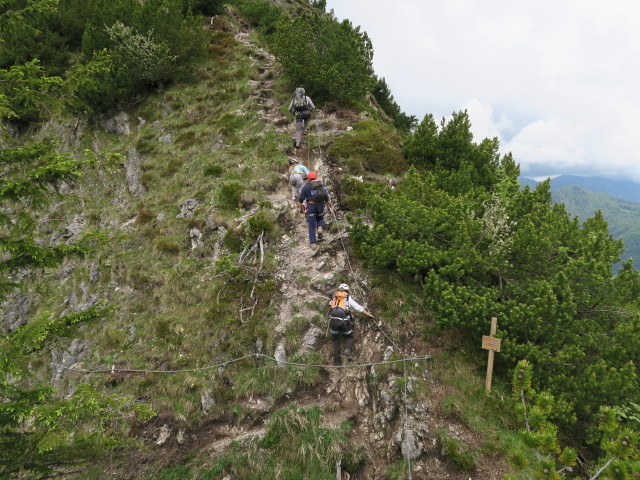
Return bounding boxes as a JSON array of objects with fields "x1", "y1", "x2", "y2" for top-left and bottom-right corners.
[
  {"x1": 328, "y1": 283, "x2": 373, "y2": 366},
  {"x1": 287, "y1": 87, "x2": 315, "y2": 149}
]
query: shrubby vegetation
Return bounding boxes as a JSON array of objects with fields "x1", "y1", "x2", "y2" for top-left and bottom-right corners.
[
  {"x1": 372, "y1": 76, "x2": 417, "y2": 134},
  {"x1": 0, "y1": 0, "x2": 206, "y2": 119},
  {"x1": 327, "y1": 119, "x2": 407, "y2": 175},
  {"x1": 350, "y1": 110, "x2": 640, "y2": 454},
  {"x1": 236, "y1": 0, "x2": 376, "y2": 104},
  {"x1": 271, "y1": 12, "x2": 374, "y2": 103},
  {"x1": 507, "y1": 360, "x2": 640, "y2": 479}
]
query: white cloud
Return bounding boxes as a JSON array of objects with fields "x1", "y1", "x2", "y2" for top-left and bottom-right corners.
[{"x1": 325, "y1": 0, "x2": 640, "y2": 183}]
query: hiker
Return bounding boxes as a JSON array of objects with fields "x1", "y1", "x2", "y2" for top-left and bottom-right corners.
[
  {"x1": 298, "y1": 171, "x2": 329, "y2": 249},
  {"x1": 288, "y1": 157, "x2": 309, "y2": 202},
  {"x1": 328, "y1": 283, "x2": 373, "y2": 365},
  {"x1": 287, "y1": 87, "x2": 315, "y2": 149}
]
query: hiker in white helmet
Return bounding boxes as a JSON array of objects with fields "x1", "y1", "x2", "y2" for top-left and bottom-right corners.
[
  {"x1": 328, "y1": 283, "x2": 373, "y2": 365},
  {"x1": 287, "y1": 87, "x2": 316, "y2": 149}
]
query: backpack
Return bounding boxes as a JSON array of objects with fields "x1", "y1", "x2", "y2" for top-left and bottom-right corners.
[
  {"x1": 308, "y1": 180, "x2": 328, "y2": 203},
  {"x1": 329, "y1": 291, "x2": 350, "y2": 318},
  {"x1": 293, "y1": 87, "x2": 308, "y2": 112}
]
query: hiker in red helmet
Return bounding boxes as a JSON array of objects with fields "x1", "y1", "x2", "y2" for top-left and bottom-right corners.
[
  {"x1": 287, "y1": 87, "x2": 315, "y2": 149},
  {"x1": 298, "y1": 171, "x2": 330, "y2": 249}
]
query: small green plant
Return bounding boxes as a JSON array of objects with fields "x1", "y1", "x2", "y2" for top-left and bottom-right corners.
[
  {"x1": 384, "y1": 459, "x2": 410, "y2": 480},
  {"x1": 218, "y1": 181, "x2": 243, "y2": 209},
  {"x1": 437, "y1": 428, "x2": 477, "y2": 471},
  {"x1": 162, "y1": 158, "x2": 182, "y2": 177},
  {"x1": 441, "y1": 396, "x2": 465, "y2": 421},
  {"x1": 287, "y1": 352, "x2": 322, "y2": 387},
  {"x1": 204, "y1": 162, "x2": 224, "y2": 177},
  {"x1": 155, "y1": 235, "x2": 183, "y2": 254}
]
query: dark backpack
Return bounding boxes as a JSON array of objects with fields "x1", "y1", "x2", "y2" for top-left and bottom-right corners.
[
  {"x1": 308, "y1": 180, "x2": 328, "y2": 203},
  {"x1": 293, "y1": 87, "x2": 308, "y2": 112}
]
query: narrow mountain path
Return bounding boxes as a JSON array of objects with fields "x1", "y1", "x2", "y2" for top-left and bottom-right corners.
[{"x1": 199, "y1": 16, "x2": 506, "y2": 480}]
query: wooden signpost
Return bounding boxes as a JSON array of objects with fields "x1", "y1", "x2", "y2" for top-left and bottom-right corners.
[{"x1": 482, "y1": 317, "x2": 501, "y2": 392}]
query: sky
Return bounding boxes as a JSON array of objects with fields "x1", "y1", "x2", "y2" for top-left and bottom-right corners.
[{"x1": 323, "y1": 0, "x2": 640, "y2": 183}]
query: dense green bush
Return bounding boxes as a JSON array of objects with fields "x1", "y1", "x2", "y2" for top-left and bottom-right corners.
[
  {"x1": 327, "y1": 120, "x2": 407, "y2": 175},
  {"x1": 0, "y1": 0, "x2": 71, "y2": 75},
  {"x1": 236, "y1": 0, "x2": 283, "y2": 37},
  {"x1": 351, "y1": 117, "x2": 640, "y2": 440},
  {"x1": 372, "y1": 76, "x2": 416, "y2": 134},
  {"x1": 272, "y1": 12, "x2": 374, "y2": 103},
  {"x1": 80, "y1": 0, "x2": 205, "y2": 107},
  {"x1": 0, "y1": 60, "x2": 62, "y2": 122}
]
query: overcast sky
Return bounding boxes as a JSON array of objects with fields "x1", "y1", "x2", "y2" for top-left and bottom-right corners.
[{"x1": 324, "y1": 0, "x2": 640, "y2": 182}]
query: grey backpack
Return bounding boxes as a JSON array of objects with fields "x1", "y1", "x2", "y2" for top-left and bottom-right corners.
[{"x1": 293, "y1": 88, "x2": 308, "y2": 111}]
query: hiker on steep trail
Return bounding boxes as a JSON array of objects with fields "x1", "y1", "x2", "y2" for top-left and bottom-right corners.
[
  {"x1": 287, "y1": 87, "x2": 315, "y2": 149},
  {"x1": 329, "y1": 283, "x2": 373, "y2": 365},
  {"x1": 288, "y1": 157, "x2": 309, "y2": 205},
  {"x1": 298, "y1": 171, "x2": 330, "y2": 249}
]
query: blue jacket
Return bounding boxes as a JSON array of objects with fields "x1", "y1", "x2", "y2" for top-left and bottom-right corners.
[{"x1": 298, "y1": 181, "x2": 329, "y2": 204}]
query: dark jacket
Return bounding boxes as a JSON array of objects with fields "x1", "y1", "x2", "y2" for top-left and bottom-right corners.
[{"x1": 298, "y1": 180, "x2": 329, "y2": 204}]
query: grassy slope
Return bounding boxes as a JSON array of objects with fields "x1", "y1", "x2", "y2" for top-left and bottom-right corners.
[{"x1": 7, "y1": 9, "x2": 529, "y2": 480}]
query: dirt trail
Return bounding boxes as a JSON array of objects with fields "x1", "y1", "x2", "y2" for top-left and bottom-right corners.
[
  {"x1": 197, "y1": 17, "x2": 508, "y2": 480},
  {"x1": 222, "y1": 17, "x2": 417, "y2": 473}
]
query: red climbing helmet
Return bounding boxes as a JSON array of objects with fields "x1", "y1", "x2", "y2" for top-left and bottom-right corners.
[{"x1": 307, "y1": 171, "x2": 317, "y2": 180}]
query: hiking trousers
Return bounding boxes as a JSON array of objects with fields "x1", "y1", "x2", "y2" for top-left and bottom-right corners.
[
  {"x1": 306, "y1": 202, "x2": 325, "y2": 244},
  {"x1": 332, "y1": 331, "x2": 354, "y2": 364},
  {"x1": 294, "y1": 111, "x2": 310, "y2": 143},
  {"x1": 290, "y1": 173, "x2": 304, "y2": 197}
]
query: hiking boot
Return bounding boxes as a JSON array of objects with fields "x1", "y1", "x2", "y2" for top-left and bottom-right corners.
[
  {"x1": 344, "y1": 349, "x2": 353, "y2": 362},
  {"x1": 317, "y1": 226, "x2": 323, "y2": 240},
  {"x1": 295, "y1": 141, "x2": 301, "y2": 148},
  {"x1": 310, "y1": 243, "x2": 318, "y2": 250}
]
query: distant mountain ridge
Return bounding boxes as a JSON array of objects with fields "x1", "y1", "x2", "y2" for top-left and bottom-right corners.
[
  {"x1": 519, "y1": 176, "x2": 640, "y2": 270},
  {"x1": 519, "y1": 174, "x2": 640, "y2": 203}
]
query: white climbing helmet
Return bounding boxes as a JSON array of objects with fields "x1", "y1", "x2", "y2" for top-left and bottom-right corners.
[{"x1": 337, "y1": 283, "x2": 349, "y2": 292}]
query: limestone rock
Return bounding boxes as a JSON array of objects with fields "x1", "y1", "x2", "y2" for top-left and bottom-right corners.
[
  {"x1": 2, "y1": 293, "x2": 31, "y2": 332},
  {"x1": 190, "y1": 228, "x2": 203, "y2": 249},
  {"x1": 51, "y1": 338, "x2": 88, "y2": 386},
  {"x1": 177, "y1": 198, "x2": 199, "y2": 219},
  {"x1": 300, "y1": 326, "x2": 324, "y2": 352},
  {"x1": 156, "y1": 424, "x2": 171, "y2": 446},
  {"x1": 100, "y1": 111, "x2": 130, "y2": 135},
  {"x1": 201, "y1": 387, "x2": 216, "y2": 414},
  {"x1": 125, "y1": 147, "x2": 146, "y2": 197},
  {"x1": 395, "y1": 428, "x2": 423, "y2": 461}
]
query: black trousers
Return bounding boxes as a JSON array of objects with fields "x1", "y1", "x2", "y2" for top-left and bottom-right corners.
[{"x1": 332, "y1": 331, "x2": 354, "y2": 363}]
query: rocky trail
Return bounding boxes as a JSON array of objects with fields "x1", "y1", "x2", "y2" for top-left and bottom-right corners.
[
  {"x1": 76, "y1": 15, "x2": 507, "y2": 480},
  {"x1": 179, "y1": 18, "x2": 505, "y2": 480}
]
